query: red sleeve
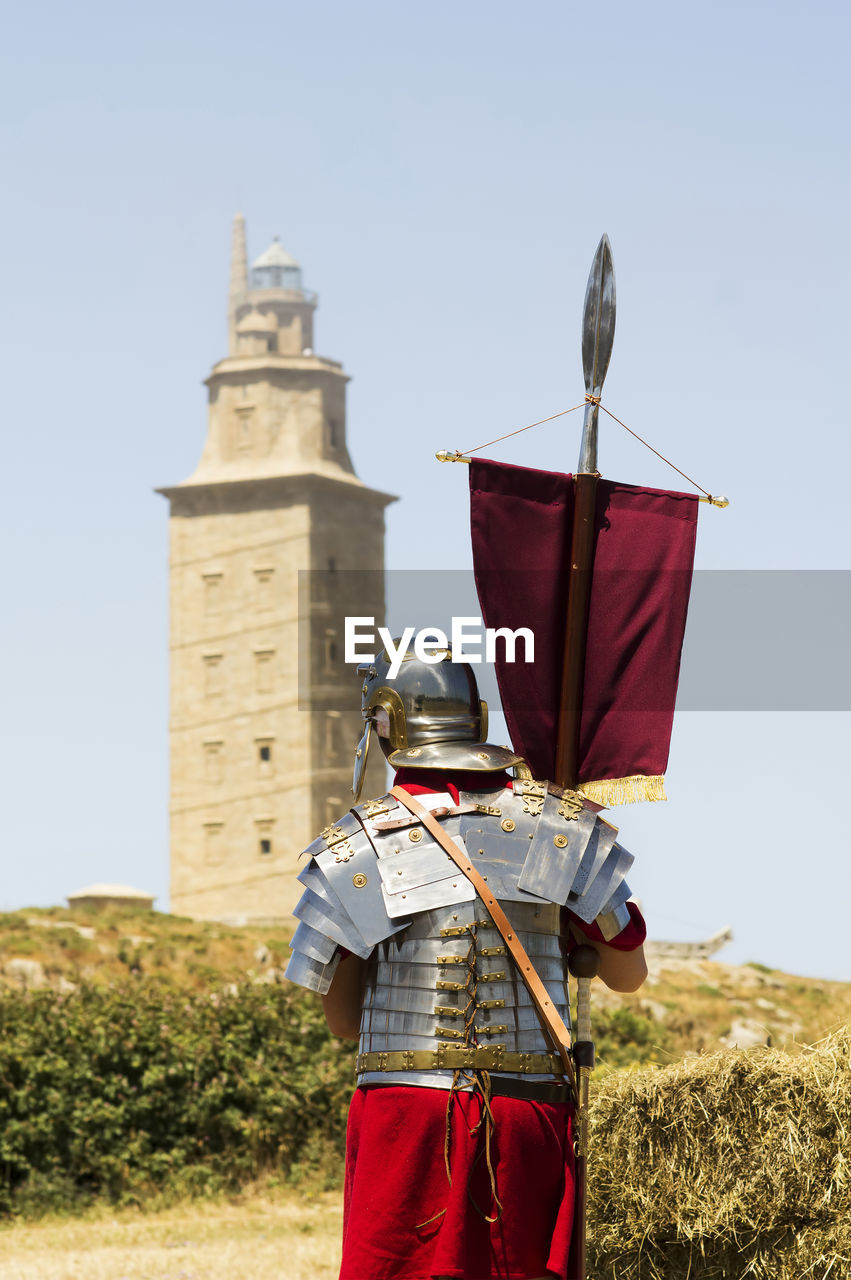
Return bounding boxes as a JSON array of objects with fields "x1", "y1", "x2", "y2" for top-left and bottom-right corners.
[{"x1": 562, "y1": 901, "x2": 646, "y2": 952}]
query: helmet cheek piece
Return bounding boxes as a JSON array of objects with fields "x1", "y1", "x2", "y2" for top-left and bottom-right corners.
[
  {"x1": 365, "y1": 688, "x2": 408, "y2": 751},
  {"x1": 351, "y1": 719, "x2": 373, "y2": 802}
]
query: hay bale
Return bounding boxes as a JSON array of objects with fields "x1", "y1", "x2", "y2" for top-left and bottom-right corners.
[{"x1": 587, "y1": 1027, "x2": 851, "y2": 1279}]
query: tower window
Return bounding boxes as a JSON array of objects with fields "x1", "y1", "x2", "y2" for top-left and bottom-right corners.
[
  {"x1": 203, "y1": 821, "x2": 225, "y2": 865},
  {"x1": 324, "y1": 630, "x2": 338, "y2": 672},
  {"x1": 254, "y1": 567, "x2": 274, "y2": 610},
  {"x1": 203, "y1": 653, "x2": 223, "y2": 696},
  {"x1": 256, "y1": 737, "x2": 275, "y2": 778},
  {"x1": 236, "y1": 411, "x2": 253, "y2": 450},
  {"x1": 255, "y1": 817, "x2": 275, "y2": 856},
  {"x1": 325, "y1": 710, "x2": 341, "y2": 758},
  {"x1": 203, "y1": 572, "x2": 223, "y2": 614},
  {"x1": 255, "y1": 649, "x2": 275, "y2": 693},
  {"x1": 326, "y1": 419, "x2": 339, "y2": 451},
  {"x1": 204, "y1": 739, "x2": 224, "y2": 783},
  {"x1": 327, "y1": 557, "x2": 336, "y2": 574}
]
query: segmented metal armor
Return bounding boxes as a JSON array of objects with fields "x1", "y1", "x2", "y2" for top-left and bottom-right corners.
[{"x1": 286, "y1": 778, "x2": 633, "y2": 1089}]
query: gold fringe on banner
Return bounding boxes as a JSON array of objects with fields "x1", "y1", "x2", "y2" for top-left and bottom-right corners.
[{"x1": 578, "y1": 774, "x2": 668, "y2": 807}]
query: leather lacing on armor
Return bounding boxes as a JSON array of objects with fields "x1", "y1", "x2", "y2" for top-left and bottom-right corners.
[{"x1": 415, "y1": 922, "x2": 504, "y2": 1229}]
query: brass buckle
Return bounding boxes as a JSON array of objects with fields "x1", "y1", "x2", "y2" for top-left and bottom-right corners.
[
  {"x1": 558, "y1": 791, "x2": 584, "y2": 821},
  {"x1": 362, "y1": 797, "x2": 391, "y2": 818},
  {"x1": 518, "y1": 779, "x2": 546, "y2": 816},
  {"x1": 321, "y1": 825, "x2": 356, "y2": 864}
]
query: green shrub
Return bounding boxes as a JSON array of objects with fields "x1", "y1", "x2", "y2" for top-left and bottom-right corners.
[
  {"x1": 592, "y1": 1005, "x2": 667, "y2": 1070},
  {"x1": 0, "y1": 976, "x2": 673, "y2": 1219},
  {"x1": 0, "y1": 981, "x2": 353, "y2": 1217}
]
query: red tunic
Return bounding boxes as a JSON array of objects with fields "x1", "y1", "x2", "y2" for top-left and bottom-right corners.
[
  {"x1": 341, "y1": 1085, "x2": 575, "y2": 1280},
  {"x1": 337, "y1": 770, "x2": 645, "y2": 1280}
]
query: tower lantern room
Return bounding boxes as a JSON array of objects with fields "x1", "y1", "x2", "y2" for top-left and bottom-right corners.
[{"x1": 251, "y1": 236, "x2": 304, "y2": 292}]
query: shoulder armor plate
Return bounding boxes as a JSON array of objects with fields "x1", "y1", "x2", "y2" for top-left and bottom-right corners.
[
  {"x1": 293, "y1": 883, "x2": 371, "y2": 959},
  {"x1": 373, "y1": 813, "x2": 476, "y2": 917},
  {"x1": 314, "y1": 820, "x2": 408, "y2": 948},
  {"x1": 290, "y1": 919, "x2": 338, "y2": 965},
  {"x1": 287, "y1": 785, "x2": 638, "y2": 995},
  {"x1": 517, "y1": 791, "x2": 599, "y2": 902},
  {"x1": 568, "y1": 838, "x2": 634, "y2": 923},
  {"x1": 285, "y1": 947, "x2": 340, "y2": 995}
]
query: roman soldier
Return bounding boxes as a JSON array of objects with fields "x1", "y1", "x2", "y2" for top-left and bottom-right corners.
[{"x1": 286, "y1": 642, "x2": 647, "y2": 1280}]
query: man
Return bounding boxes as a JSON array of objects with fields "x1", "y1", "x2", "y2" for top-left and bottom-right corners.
[{"x1": 286, "y1": 643, "x2": 646, "y2": 1280}]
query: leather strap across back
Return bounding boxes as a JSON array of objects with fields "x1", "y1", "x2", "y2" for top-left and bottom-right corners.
[{"x1": 389, "y1": 785, "x2": 577, "y2": 1096}]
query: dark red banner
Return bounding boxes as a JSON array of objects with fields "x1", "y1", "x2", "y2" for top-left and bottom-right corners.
[{"x1": 469, "y1": 458, "x2": 698, "y2": 794}]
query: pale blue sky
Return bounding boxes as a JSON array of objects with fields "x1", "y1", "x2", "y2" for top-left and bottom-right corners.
[{"x1": 1, "y1": 2, "x2": 848, "y2": 980}]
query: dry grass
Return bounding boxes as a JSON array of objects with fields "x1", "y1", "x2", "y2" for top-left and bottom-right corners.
[
  {"x1": 0, "y1": 1188, "x2": 342, "y2": 1280},
  {"x1": 587, "y1": 1025, "x2": 851, "y2": 1279}
]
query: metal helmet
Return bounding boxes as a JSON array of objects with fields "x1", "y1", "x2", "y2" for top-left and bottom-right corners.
[{"x1": 352, "y1": 640, "x2": 523, "y2": 799}]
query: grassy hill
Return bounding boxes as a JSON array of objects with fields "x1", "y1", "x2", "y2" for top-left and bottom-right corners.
[
  {"x1": 0, "y1": 906, "x2": 294, "y2": 992},
  {"x1": 593, "y1": 948, "x2": 851, "y2": 1069},
  {"x1": 3, "y1": 904, "x2": 850, "y2": 1065}
]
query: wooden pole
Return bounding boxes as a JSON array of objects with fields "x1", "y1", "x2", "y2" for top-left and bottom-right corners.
[
  {"x1": 553, "y1": 471, "x2": 598, "y2": 790},
  {"x1": 566, "y1": 943, "x2": 600, "y2": 1280}
]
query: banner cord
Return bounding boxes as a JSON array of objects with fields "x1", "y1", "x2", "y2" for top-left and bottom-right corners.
[
  {"x1": 449, "y1": 401, "x2": 587, "y2": 457},
  {"x1": 596, "y1": 402, "x2": 711, "y2": 498},
  {"x1": 453, "y1": 396, "x2": 713, "y2": 499}
]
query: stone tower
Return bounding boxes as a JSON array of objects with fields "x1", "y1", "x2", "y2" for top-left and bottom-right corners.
[{"x1": 159, "y1": 215, "x2": 393, "y2": 922}]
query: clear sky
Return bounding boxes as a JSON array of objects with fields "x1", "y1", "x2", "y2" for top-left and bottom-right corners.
[{"x1": 1, "y1": 2, "x2": 848, "y2": 980}]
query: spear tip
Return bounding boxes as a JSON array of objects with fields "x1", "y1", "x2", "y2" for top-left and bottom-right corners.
[{"x1": 581, "y1": 236, "x2": 617, "y2": 401}]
